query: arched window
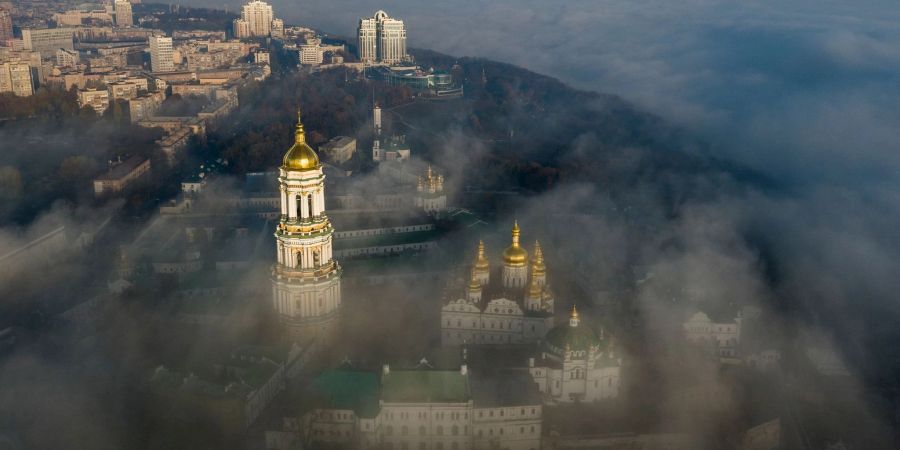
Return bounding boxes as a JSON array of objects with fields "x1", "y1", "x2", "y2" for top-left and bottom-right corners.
[{"x1": 308, "y1": 195, "x2": 315, "y2": 218}]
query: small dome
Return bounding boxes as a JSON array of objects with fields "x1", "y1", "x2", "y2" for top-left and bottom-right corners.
[
  {"x1": 503, "y1": 221, "x2": 528, "y2": 266},
  {"x1": 282, "y1": 110, "x2": 321, "y2": 171}
]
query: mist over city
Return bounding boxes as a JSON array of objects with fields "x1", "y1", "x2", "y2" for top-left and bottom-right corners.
[{"x1": 0, "y1": 1, "x2": 898, "y2": 449}]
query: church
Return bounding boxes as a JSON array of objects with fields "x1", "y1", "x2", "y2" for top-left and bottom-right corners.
[
  {"x1": 441, "y1": 222, "x2": 555, "y2": 347},
  {"x1": 270, "y1": 110, "x2": 342, "y2": 341},
  {"x1": 527, "y1": 306, "x2": 621, "y2": 403}
]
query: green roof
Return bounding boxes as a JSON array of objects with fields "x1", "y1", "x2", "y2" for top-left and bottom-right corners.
[
  {"x1": 310, "y1": 368, "x2": 381, "y2": 417},
  {"x1": 381, "y1": 370, "x2": 470, "y2": 404},
  {"x1": 544, "y1": 322, "x2": 603, "y2": 356},
  {"x1": 333, "y1": 229, "x2": 441, "y2": 250}
]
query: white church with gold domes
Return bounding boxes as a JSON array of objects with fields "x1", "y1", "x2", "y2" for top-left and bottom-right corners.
[
  {"x1": 271, "y1": 110, "x2": 342, "y2": 341},
  {"x1": 441, "y1": 222, "x2": 556, "y2": 346}
]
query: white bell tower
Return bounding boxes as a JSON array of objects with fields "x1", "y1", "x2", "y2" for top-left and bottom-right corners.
[{"x1": 271, "y1": 109, "x2": 342, "y2": 341}]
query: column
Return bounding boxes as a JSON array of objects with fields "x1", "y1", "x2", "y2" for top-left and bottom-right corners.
[
  {"x1": 300, "y1": 193, "x2": 309, "y2": 219},
  {"x1": 288, "y1": 190, "x2": 297, "y2": 219},
  {"x1": 280, "y1": 189, "x2": 287, "y2": 216}
]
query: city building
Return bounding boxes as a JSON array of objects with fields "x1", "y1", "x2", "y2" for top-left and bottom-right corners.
[
  {"x1": 440, "y1": 223, "x2": 555, "y2": 347},
  {"x1": 275, "y1": 363, "x2": 543, "y2": 450},
  {"x1": 128, "y1": 90, "x2": 165, "y2": 122},
  {"x1": 149, "y1": 35, "x2": 174, "y2": 72},
  {"x1": 299, "y1": 40, "x2": 323, "y2": 66},
  {"x1": 0, "y1": 59, "x2": 34, "y2": 96},
  {"x1": 415, "y1": 166, "x2": 447, "y2": 213},
  {"x1": 233, "y1": 1, "x2": 281, "y2": 38},
  {"x1": 0, "y1": 9, "x2": 12, "y2": 43},
  {"x1": 93, "y1": 156, "x2": 151, "y2": 196},
  {"x1": 77, "y1": 87, "x2": 109, "y2": 115},
  {"x1": 52, "y1": 9, "x2": 114, "y2": 26},
  {"x1": 21, "y1": 28, "x2": 75, "y2": 59},
  {"x1": 527, "y1": 307, "x2": 622, "y2": 403},
  {"x1": 318, "y1": 136, "x2": 356, "y2": 164},
  {"x1": 271, "y1": 110, "x2": 342, "y2": 341},
  {"x1": 55, "y1": 48, "x2": 79, "y2": 67},
  {"x1": 683, "y1": 311, "x2": 743, "y2": 358},
  {"x1": 371, "y1": 103, "x2": 412, "y2": 163},
  {"x1": 357, "y1": 10, "x2": 408, "y2": 64},
  {"x1": 114, "y1": 0, "x2": 133, "y2": 27}
]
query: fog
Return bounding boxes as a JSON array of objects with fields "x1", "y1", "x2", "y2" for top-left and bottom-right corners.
[{"x1": 1, "y1": 0, "x2": 899, "y2": 447}]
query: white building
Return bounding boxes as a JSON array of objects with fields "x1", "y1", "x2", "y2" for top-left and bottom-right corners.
[
  {"x1": 114, "y1": 0, "x2": 133, "y2": 27},
  {"x1": 299, "y1": 41, "x2": 324, "y2": 66},
  {"x1": 528, "y1": 307, "x2": 622, "y2": 403},
  {"x1": 357, "y1": 10, "x2": 408, "y2": 64},
  {"x1": 21, "y1": 28, "x2": 74, "y2": 59},
  {"x1": 55, "y1": 48, "x2": 79, "y2": 67},
  {"x1": 271, "y1": 110, "x2": 342, "y2": 341},
  {"x1": 441, "y1": 224, "x2": 555, "y2": 347},
  {"x1": 683, "y1": 311, "x2": 743, "y2": 358},
  {"x1": 233, "y1": 1, "x2": 281, "y2": 38},
  {"x1": 78, "y1": 88, "x2": 110, "y2": 115},
  {"x1": 149, "y1": 35, "x2": 174, "y2": 72},
  {"x1": 283, "y1": 364, "x2": 543, "y2": 450},
  {"x1": 149, "y1": 36, "x2": 175, "y2": 72},
  {"x1": 0, "y1": 60, "x2": 34, "y2": 96}
]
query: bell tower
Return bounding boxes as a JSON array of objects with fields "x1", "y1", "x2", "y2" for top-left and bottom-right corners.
[{"x1": 271, "y1": 109, "x2": 342, "y2": 341}]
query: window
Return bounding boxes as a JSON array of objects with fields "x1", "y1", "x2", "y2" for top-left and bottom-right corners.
[
  {"x1": 419, "y1": 426, "x2": 426, "y2": 435},
  {"x1": 402, "y1": 426, "x2": 408, "y2": 436},
  {"x1": 452, "y1": 425, "x2": 458, "y2": 436},
  {"x1": 437, "y1": 426, "x2": 443, "y2": 436},
  {"x1": 387, "y1": 426, "x2": 393, "y2": 436}
]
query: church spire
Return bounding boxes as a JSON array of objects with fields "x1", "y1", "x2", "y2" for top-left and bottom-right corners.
[
  {"x1": 569, "y1": 305, "x2": 580, "y2": 327},
  {"x1": 295, "y1": 108, "x2": 306, "y2": 143}
]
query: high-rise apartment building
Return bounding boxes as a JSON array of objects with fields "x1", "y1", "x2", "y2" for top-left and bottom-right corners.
[
  {"x1": 21, "y1": 28, "x2": 74, "y2": 59},
  {"x1": 148, "y1": 35, "x2": 174, "y2": 72},
  {"x1": 357, "y1": 10, "x2": 408, "y2": 64},
  {"x1": 0, "y1": 9, "x2": 13, "y2": 43},
  {"x1": 114, "y1": 0, "x2": 134, "y2": 27},
  {"x1": 0, "y1": 60, "x2": 34, "y2": 96},
  {"x1": 232, "y1": 1, "x2": 281, "y2": 38}
]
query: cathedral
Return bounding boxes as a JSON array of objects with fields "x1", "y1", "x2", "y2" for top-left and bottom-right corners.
[
  {"x1": 271, "y1": 110, "x2": 342, "y2": 341},
  {"x1": 528, "y1": 306, "x2": 621, "y2": 403},
  {"x1": 441, "y1": 222, "x2": 555, "y2": 346}
]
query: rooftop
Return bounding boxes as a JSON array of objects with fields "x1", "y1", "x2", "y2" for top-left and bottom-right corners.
[
  {"x1": 381, "y1": 369, "x2": 470, "y2": 404},
  {"x1": 95, "y1": 155, "x2": 147, "y2": 181}
]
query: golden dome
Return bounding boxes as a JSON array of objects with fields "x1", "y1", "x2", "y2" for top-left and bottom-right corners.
[
  {"x1": 282, "y1": 109, "x2": 321, "y2": 171},
  {"x1": 474, "y1": 240, "x2": 490, "y2": 272},
  {"x1": 502, "y1": 221, "x2": 528, "y2": 266}
]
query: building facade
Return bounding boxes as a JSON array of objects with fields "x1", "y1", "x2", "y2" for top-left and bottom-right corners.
[
  {"x1": 528, "y1": 307, "x2": 622, "y2": 403},
  {"x1": 283, "y1": 364, "x2": 543, "y2": 450},
  {"x1": 114, "y1": 0, "x2": 133, "y2": 27},
  {"x1": 149, "y1": 35, "x2": 175, "y2": 72},
  {"x1": 441, "y1": 223, "x2": 555, "y2": 347},
  {"x1": 21, "y1": 28, "x2": 74, "y2": 58},
  {"x1": 357, "y1": 10, "x2": 408, "y2": 64},
  {"x1": 0, "y1": 10, "x2": 13, "y2": 43},
  {"x1": 271, "y1": 110, "x2": 342, "y2": 341},
  {"x1": 0, "y1": 60, "x2": 34, "y2": 96},
  {"x1": 683, "y1": 311, "x2": 743, "y2": 358},
  {"x1": 78, "y1": 88, "x2": 110, "y2": 115},
  {"x1": 233, "y1": 1, "x2": 280, "y2": 38}
]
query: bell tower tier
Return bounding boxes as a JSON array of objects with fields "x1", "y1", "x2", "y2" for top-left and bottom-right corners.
[{"x1": 271, "y1": 109, "x2": 342, "y2": 341}]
